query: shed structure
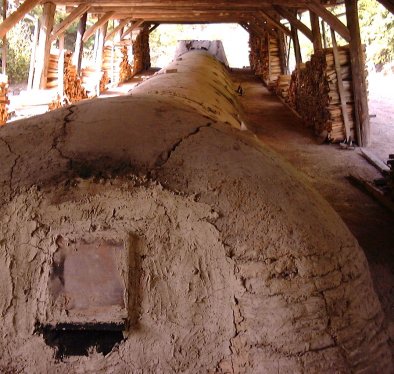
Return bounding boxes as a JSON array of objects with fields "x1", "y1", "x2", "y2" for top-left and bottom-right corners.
[{"x1": 0, "y1": 0, "x2": 393, "y2": 143}]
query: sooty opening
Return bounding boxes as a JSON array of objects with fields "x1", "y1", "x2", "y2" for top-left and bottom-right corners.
[{"x1": 36, "y1": 323, "x2": 125, "y2": 359}]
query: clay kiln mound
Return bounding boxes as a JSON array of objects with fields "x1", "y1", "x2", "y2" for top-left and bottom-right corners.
[{"x1": 0, "y1": 52, "x2": 392, "y2": 373}]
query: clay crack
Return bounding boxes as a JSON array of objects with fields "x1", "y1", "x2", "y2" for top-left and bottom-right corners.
[
  {"x1": 52, "y1": 104, "x2": 77, "y2": 162},
  {"x1": 155, "y1": 123, "x2": 212, "y2": 167},
  {"x1": 0, "y1": 137, "x2": 21, "y2": 191}
]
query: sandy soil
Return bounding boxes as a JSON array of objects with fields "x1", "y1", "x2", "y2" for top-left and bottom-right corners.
[{"x1": 232, "y1": 69, "x2": 394, "y2": 356}]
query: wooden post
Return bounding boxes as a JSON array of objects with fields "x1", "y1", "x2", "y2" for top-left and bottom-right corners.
[
  {"x1": 345, "y1": 0, "x2": 370, "y2": 146},
  {"x1": 2, "y1": 0, "x2": 6, "y2": 75},
  {"x1": 95, "y1": 22, "x2": 107, "y2": 96},
  {"x1": 278, "y1": 30, "x2": 288, "y2": 74},
  {"x1": 291, "y1": 24, "x2": 302, "y2": 64},
  {"x1": 58, "y1": 33, "x2": 64, "y2": 98},
  {"x1": 27, "y1": 18, "x2": 39, "y2": 90},
  {"x1": 321, "y1": 19, "x2": 327, "y2": 48},
  {"x1": 33, "y1": 1, "x2": 56, "y2": 90},
  {"x1": 331, "y1": 28, "x2": 351, "y2": 142},
  {"x1": 73, "y1": 11, "x2": 87, "y2": 73},
  {"x1": 309, "y1": 11, "x2": 322, "y2": 52}
]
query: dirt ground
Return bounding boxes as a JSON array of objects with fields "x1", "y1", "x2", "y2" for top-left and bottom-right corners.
[{"x1": 232, "y1": 69, "x2": 394, "y2": 352}]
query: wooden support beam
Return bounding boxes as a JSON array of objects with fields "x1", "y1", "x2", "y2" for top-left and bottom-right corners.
[
  {"x1": 331, "y1": 28, "x2": 351, "y2": 142},
  {"x1": 2, "y1": 0, "x2": 7, "y2": 74},
  {"x1": 309, "y1": 10, "x2": 322, "y2": 52},
  {"x1": 73, "y1": 11, "x2": 87, "y2": 73},
  {"x1": 121, "y1": 19, "x2": 144, "y2": 39},
  {"x1": 258, "y1": 10, "x2": 291, "y2": 36},
  {"x1": 148, "y1": 22, "x2": 159, "y2": 33},
  {"x1": 273, "y1": 5, "x2": 313, "y2": 41},
  {"x1": 105, "y1": 17, "x2": 130, "y2": 41},
  {"x1": 308, "y1": 0, "x2": 350, "y2": 42},
  {"x1": 33, "y1": 1, "x2": 56, "y2": 89},
  {"x1": 377, "y1": 0, "x2": 394, "y2": 14},
  {"x1": 345, "y1": 0, "x2": 370, "y2": 146},
  {"x1": 58, "y1": 34, "x2": 64, "y2": 97},
  {"x1": 291, "y1": 23, "x2": 302, "y2": 64},
  {"x1": 83, "y1": 11, "x2": 114, "y2": 42},
  {"x1": 278, "y1": 30, "x2": 288, "y2": 74},
  {"x1": 51, "y1": 4, "x2": 90, "y2": 41},
  {"x1": 95, "y1": 21, "x2": 107, "y2": 95},
  {"x1": 239, "y1": 22, "x2": 250, "y2": 33},
  {"x1": 27, "y1": 18, "x2": 39, "y2": 89},
  {"x1": 0, "y1": 0, "x2": 41, "y2": 38}
]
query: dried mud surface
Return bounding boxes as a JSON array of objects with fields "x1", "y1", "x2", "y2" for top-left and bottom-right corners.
[{"x1": 0, "y1": 53, "x2": 392, "y2": 373}]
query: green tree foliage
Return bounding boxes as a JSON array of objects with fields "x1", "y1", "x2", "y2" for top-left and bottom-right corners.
[
  {"x1": 3, "y1": 20, "x2": 33, "y2": 83},
  {"x1": 359, "y1": 0, "x2": 394, "y2": 66}
]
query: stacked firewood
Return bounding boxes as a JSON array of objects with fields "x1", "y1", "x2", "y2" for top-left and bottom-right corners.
[
  {"x1": 100, "y1": 70, "x2": 110, "y2": 92},
  {"x1": 119, "y1": 46, "x2": 132, "y2": 82},
  {"x1": 132, "y1": 26, "x2": 151, "y2": 75},
  {"x1": 287, "y1": 46, "x2": 358, "y2": 142},
  {"x1": 63, "y1": 51, "x2": 87, "y2": 103},
  {"x1": 0, "y1": 74, "x2": 9, "y2": 125},
  {"x1": 275, "y1": 75, "x2": 291, "y2": 100},
  {"x1": 46, "y1": 53, "x2": 59, "y2": 89},
  {"x1": 102, "y1": 45, "x2": 113, "y2": 83},
  {"x1": 249, "y1": 31, "x2": 282, "y2": 88}
]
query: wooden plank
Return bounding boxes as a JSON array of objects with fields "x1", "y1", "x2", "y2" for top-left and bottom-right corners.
[
  {"x1": 258, "y1": 10, "x2": 291, "y2": 36},
  {"x1": 83, "y1": 11, "x2": 114, "y2": 42},
  {"x1": 348, "y1": 174, "x2": 394, "y2": 213},
  {"x1": 51, "y1": 4, "x2": 90, "y2": 40},
  {"x1": 73, "y1": 11, "x2": 87, "y2": 73},
  {"x1": 33, "y1": 1, "x2": 56, "y2": 90},
  {"x1": 309, "y1": 10, "x2": 322, "y2": 52},
  {"x1": 278, "y1": 30, "x2": 287, "y2": 74},
  {"x1": 308, "y1": 0, "x2": 350, "y2": 42},
  {"x1": 121, "y1": 19, "x2": 144, "y2": 39},
  {"x1": 50, "y1": 0, "x2": 310, "y2": 8},
  {"x1": 345, "y1": 0, "x2": 370, "y2": 146},
  {"x1": 360, "y1": 148, "x2": 391, "y2": 175},
  {"x1": 105, "y1": 17, "x2": 130, "y2": 41},
  {"x1": 330, "y1": 28, "x2": 351, "y2": 141},
  {"x1": 291, "y1": 17, "x2": 302, "y2": 64},
  {"x1": 0, "y1": 0, "x2": 41, "y2": 38},
  {"x1": 27, "y1": 18, "x2": 39, "y2": 90},
  {"x1": 273, "y1": 5, "x2": 313, "y2": 41}
]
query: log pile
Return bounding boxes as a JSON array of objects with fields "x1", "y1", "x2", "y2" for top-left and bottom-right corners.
[
  {"x1": 132, "y1": 26, "x2": 151, "y2": 75},
  {"x1": 275, "y1": 75, "x2": 291, "y2": 100},
  {"x1": 286, "y1": 46, "x2": 360, "y2": 142},
  {"x1": 119, "y1": 46, "x2": 133, "y2": 82},
  {"x1": 0, "y1": 74, "x2": 9, "y2": 125},
  {"x1": 249, "y1": 31, "x2": 283, "y2": 88},
  {"x1": 46, "y1": 53, "x2": 59, "y2": 89},
  {"x1": 100, "y1": 70, "x2": 110, "y2": 92},
  {"x1": 63, "y1": 51, "x2": 87, "y2": 103},
  {"x1": 101, "y1": 44, "x2": 132, "y2": 86}
]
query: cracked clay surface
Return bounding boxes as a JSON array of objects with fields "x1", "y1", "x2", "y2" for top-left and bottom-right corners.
[{"x1": 0, "y1": 51, "x2": 392, "y2": 373}]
